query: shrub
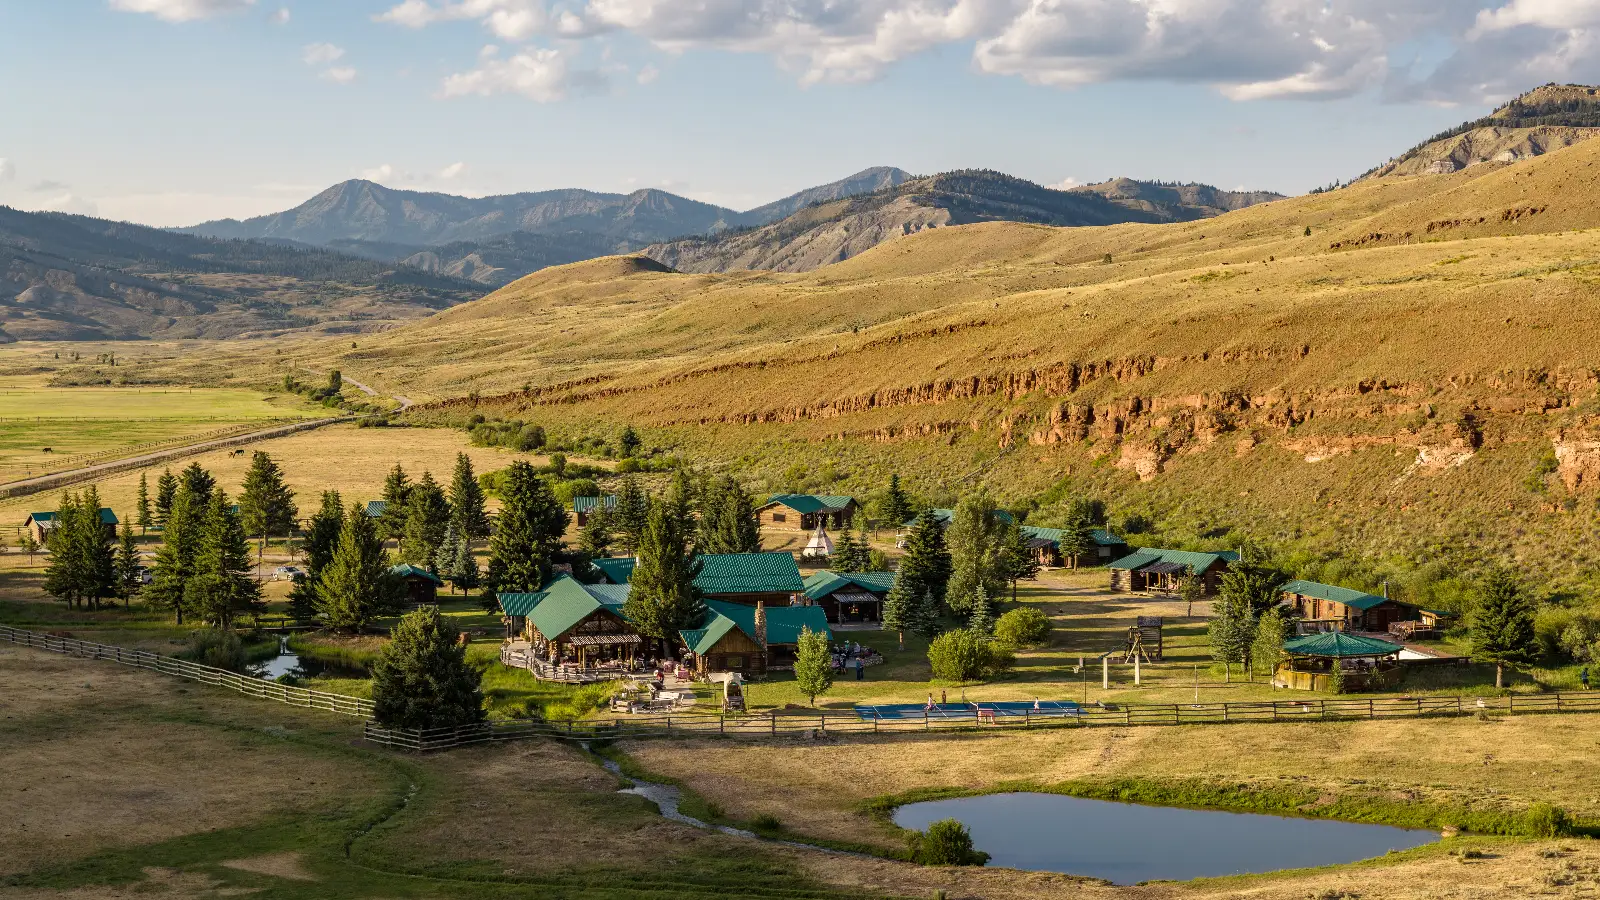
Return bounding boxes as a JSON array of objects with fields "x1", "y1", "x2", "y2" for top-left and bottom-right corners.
[
  {"x1": 188, "y1": 628, "x2": 246, "y2": 672},
  {"x1": 514, "y1": 424, "x2": 547, "y2": 452},
  {"x1": 994, "y1": 607, "x2": 1052, "y2": 647},
  {"x1": 750, "y1": 813, "x2": 782, "y2": 834},
  {"x1": 907, "y1": 819, "x2": 990, "y2": 866},
  {"x1": 616, "y1": 458, "x2": 642, "y2": 474},
  {"x1": 927, "y1": 629, "x2": 1013, "y2": 682},
  {"x1": 1523, "y1": 803, "x2": 1573, "y2": 838}
]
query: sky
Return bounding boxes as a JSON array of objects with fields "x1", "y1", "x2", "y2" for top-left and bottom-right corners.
[{"x1": 3, "y1": 0, "x2": 1600, "y2": 227}]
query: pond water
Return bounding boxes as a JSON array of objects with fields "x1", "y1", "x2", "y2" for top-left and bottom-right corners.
[
  {"x1": 251, "y1": 636, "x2": 365, "y2": 681},
  {"x1": 892, "y1": 793, "x2": 1438, "y2": 884}
]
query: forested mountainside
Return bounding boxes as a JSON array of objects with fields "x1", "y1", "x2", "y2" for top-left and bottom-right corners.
[{"x1": 1365, "y1": 83, "x2": 1600, "y2": 178}]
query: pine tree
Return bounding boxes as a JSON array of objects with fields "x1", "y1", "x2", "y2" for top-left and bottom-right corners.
[
  {"x1": 114, "y1": 522, "x2": 141, "y2": 608},
  {"x1": 485, "y1": 461, "x2": 567, "y2": 598},
  {"x1": 994, "y1": 520, "x2": 1039, "y2": 600},
  {"x1": 1056, "y1": 513, "x2": 1093, "y2": 569},
  {"x1": 184, "y1": 491, "x2": 261, "y2": 630},
  {"x1": 370, "y1": 606, "x2": 485, "y2": 730},
  {"x1": 944, "y1": 495, "x2": 1004, "y2": 615},
  {"x1": 832, "y1": 527, "x2": 862, "y2": 573},
  {"x1": 147, "y1": 476, "x2": 208, "y2": 624},
  {"x1": 378, "y1": 464, "x2": 411, "y2": 541},
  {"x1": 179, "y1": 462, "x2": 215, "y2": 504},
  {"x1": 43, "y1": 490, "x2": 113, "y2": 610},
  {"x1": 618, "y1": 425, "x2": 642, "y2": 458},
  {"x1": 399, "y1": 471, "x2": 451, "y2": 570},
  {"x1": 289, "y1": 491, "x2": 343, "y2": 624},
  {"x1": 698, "y1": 475, "x2": 760, "y2": 554},
  {"x1": 579, "y1": 506, "x2": 614, "y2": 558},
  {"x1": 155, "y1": 469, "x2": 178, "y2": 526},
  {"x1": 1217, "y1": 548, "x2": 1288, "y2": 618},
  {"x1": 1208, "y1": 590, "x2": 1256, "y2": 682},
  {"x1": 238, "y1": 451, "x2": 297, "y2": 571},
  {"x1": 852, "y1": 523, "x2": 877, "y2": 571},
  {"x1": 882, "y1": 578, "x2": 915, "y2": 651},
  {"x1": 441, "y1": 527, "x2": 481, "y2": 595},
  {"x1": 1470, "y1": 569, "x2": 1537, "y2": 689},
  {"x1": 448, "y1": 453, "x2": 491, "y2": 541},
  {"x1": 897, "y1": 507, "x2": 953, "y2": 613},
  {"x1": 910, "y1": 589, "x2": 943, "y2": 640},
  {"x1": 135, "y1": 473, "x2": 152, "y2": 534},
  {"x1": 882, "y1": 474, "x2": 913, "y2": 527},
  {"x1": 316, "y1": 506, "x2": 396, "y2": 632},
  {"x1": 1252, "y1": 606, "x2": 1291, "y2": 680},
  {"x1": 622, "y1": 492, "x2": 704, "y2": 648},
  {"x1": 793, "y1": 626, "x2": 833, "y2": 705},
  {"x1": 968, "y1": 584, "x2": 995, "y2": 635},
  {"x1": 613, "y1": 475, "x2": 650, "y2": 554},
  {"x1": 19, "y1": 530, "x2": 40, "y2": 565}
]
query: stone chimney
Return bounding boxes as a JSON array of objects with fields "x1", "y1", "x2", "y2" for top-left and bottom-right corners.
[{"x1": 754, "y1": 601, "x2": 768, "y2": 650}]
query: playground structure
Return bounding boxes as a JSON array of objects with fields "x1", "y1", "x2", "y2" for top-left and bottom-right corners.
[{"x1": 1121, "y1": 616, "x2": 1163, "y2": 662}]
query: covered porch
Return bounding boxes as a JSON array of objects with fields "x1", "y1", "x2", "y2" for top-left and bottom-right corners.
[
  {"x1": 500, "y1": 637, "x2": 647, "y2": 684},
  {"x1": 1273, "y1": 632, "x2": 1404, "y2": 693}
]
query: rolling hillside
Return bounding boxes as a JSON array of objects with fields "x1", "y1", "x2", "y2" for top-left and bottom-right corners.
[
  {"x1": 1365, "y1": 83, "x2": 1600, "y2": 178},
  {"x1": 0, "y1": 207, "x2": 484, "y2": 341},
  {"x1": 170, "y1": 131, "x2": 1600, "y2": 591},
  {"x1": 643, "y1": 171, "x2": 1281, "y2": 273}
]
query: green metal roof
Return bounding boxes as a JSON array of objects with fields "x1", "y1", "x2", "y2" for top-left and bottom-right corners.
[
  {"x1": 595, "y1": 553, "x2": 804, "y2": 596},
  {"x1": 498, "y1": 575, "x2": 628, "y2": 640},
  {"x1": 364, "y1": 500, "x2": 386, "y2": 518},
  {"x1": 917, "y1": 508, "x2": 1016, "y2": 527},
  {"x1": 390, "y1": 564, "x2": 443, "y2": 586},
  {"x1": 573, "y1": 495, "x2": 617, "y2": 513},
  {"x1": 1282, "y1": 631, "x2": 1403, "y2": 658},
  {"x1": 1280, "y1": 579, "x2": 1391, "y2": 612},
  {"x1": 803, "y1": 570, "x2": 896, "y2": 600},
  {"x1": 763, "y1": 494, "x2": 856, "y2": 514},
  {"x1": 28, "y1": 508, "x2": 118, "y2": 525},
  {"x1": 679, "y1": 599, "x2": 830, "y2": 656},
  {"x1": 1018, "y1": 526, "x2": 1127, "y2": 547},
  {"x1": 1108, "y1": 547, "x2": 1239, "y2": 572}
]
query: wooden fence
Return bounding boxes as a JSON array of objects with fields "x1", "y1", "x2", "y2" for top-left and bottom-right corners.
[
  {"x1": 0, "y1": 625, "x2": 373, "y2": 718},
  {"x1": 10, "y1": 623, "x2": 1600, "y2": 753}
]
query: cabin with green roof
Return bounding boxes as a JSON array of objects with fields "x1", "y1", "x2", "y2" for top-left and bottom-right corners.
[
  {"x1": 756, "y1": 494, "x2": 857, "y2": 532},
  {"x1": 572, "y1": 495, "x2": 616, "y2": 527},
  {"x1": 591, "y1": 551, "x2": 805, "y2": 606},
  {"x1": 390, "y1": 563, "x2": 443, "y2": 607},
  {"x1": 802, "y1": 570, "x2": 895, "y2": 624},
  {"x1": 1108, "y1": 548, "x2": 1239, "y2": 595},
  {"x1": 679, "y1": 598, "x2": 830, "y2": 677},
  {"x1": 1020, "y1": 525, "x2": 1129, "y2": 569},
  {"x1": 1280, "y1": 579, "x2": 1448, "y2": 637},
  {"x1": 26, "y1": 508, "x2": 118, "y2": 543},
  {"x1": 498, "y1": 575, "x2": 643, "y2": 677}
]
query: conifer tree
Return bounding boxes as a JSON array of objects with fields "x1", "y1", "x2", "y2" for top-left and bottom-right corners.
[
  {"x1": 613, "y1": 475, "x2": 650, "y2": 554},
  {"x1": 147, "y1": 473, "x2": 210, "y2": 624},
  {"x1": 1208, "y1": 591, "x2": 1256, "y2": 682},
  {"x1": 698, "y1": 475, "x2": 760, "y2": 554},
  {"x1": 114, "y1": 522, "x2": 141, "y2": 608},
  {"x1": 238, "y1": 451, "x2": 297, "y2": 570},
  {"x1": 179, "y1": 462, "x2": 215, "y2": 504},
  {"x1": 136, "y1": 473, "x2": 152, "y2": 534},
  {"x1": 1251, "y1": 605, "x2": 1291, "y2": 679},
  {"x1": 882, "y1": 579, "x2": 915, "y2": 651},
  {"x1": 43, "y1": 490, "x2": 114, "y2": 610},
  {"x1": 968, "y1": 584, "x2": 995, "y2": 635},
  {"x1": 1055, "y1": 513, "x2": 1093, "y2": 569},
  {"x1": 994, "y1": 520, "x2": 1038, "y2": 600},
  {"x1": 289, "y1": 491, "x2": 343, "y2": 624},
  {"x1": 185, "y1": 491, "x2": 261, "y2": 629},
  {"x1": 945, "y1": 494, "x2": 1006, "y2": 615},
  {"x1": 897, "y1": 507, "x2": 953, "y2": 612},
  {"x1": 378, "y1": 463, "x2": 411, "y2": 541},
  {"x1": 793, "y1": 626, "x2": 833, "y2": 706},
  {"x1": 485, "y1": 461, "x2": 567, "y2": 598},
  {"x1": 579, "y1": 506, "x2": 614, "y2": 558},
  {"x1": 370, "y1": 606, "x2": 485, "y2": 730},
  {"x1": 447, "y1": 453, "x2": 491, "y2": 541},
  {"x1": 1217, "y1": 548, "x2": 1287, "y2": 618},
  {"x1": 911, "y1": 589, "x2": 944, "y2": 640},
  {"x1": 618, "y1": 425, "x2": 642, "y2": 458},
  {"x1": 19, "y1": 530, "x2": 40, "y2": 565},
  {"x1": 622, "y1": 491, "x2": 704, "y2": 650},
  {"x1": 1471, "y1": 569, "x2": 1537, "y2": 689},
  {"x1": 399, "y1": 471, "x2": 451, "y2": 570},
  {"x1": 882, "y1": 474, "x2": 913, "y2": 527},
  {"x1": 155, "y1": 468, "x2": 178, "y2": 525},
  {"x1": 832, "y1": 527, "x2": 862, "y2": 572},
  {"x1": 316, "y1": 506, "x2": 395, "y2": 632}
]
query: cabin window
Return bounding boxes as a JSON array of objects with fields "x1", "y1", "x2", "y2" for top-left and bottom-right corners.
[
  {"x1": 772, "y1": 513, "x2": 786, "y2": 523},
  {"x1": 724, "y1": 656, "x2": 745, "y2": 669}
]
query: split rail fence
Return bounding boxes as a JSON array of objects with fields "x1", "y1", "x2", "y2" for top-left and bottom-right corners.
[
  {"x1": 0, "y1": 624, "x2": 373, "y2": 717},
  {"x1": 10, "y1": 624, "x2": 1600, "y2": 753}
]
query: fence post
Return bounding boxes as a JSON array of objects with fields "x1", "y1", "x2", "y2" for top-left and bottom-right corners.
[
  {"x1": 1509, "y1": 695, "x2": 1514, "y2": 715},
  {"x1": 1369, "y1": 699, "x2": 1374, "y2": 719}
]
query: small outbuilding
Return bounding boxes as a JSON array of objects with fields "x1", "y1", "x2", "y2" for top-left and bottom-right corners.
[
  {"x1": 363, "y1": 500, "x2": 387, "y2": 519},
  {"x1": 803, "y1": 570, "x2": 895, "y2": 624},
  {"x1": 756, "y1": 494, "x2": 858, "y2": 532},
  {"x1": 1273, "y1": 631, "x2": 1403, "y2": 692},
  {"x1": 25, "y1": 508, "x2": 118, "y2": 544},
  {"x1": 390, "y1": 563, "x2": 443, "y2": 607},
  {"x1": 1108, "y1": 548, "x2": 1238, "y2": 595},
  {"x1": 572, "y1": 495, "x2": 617, "y2": 527}
]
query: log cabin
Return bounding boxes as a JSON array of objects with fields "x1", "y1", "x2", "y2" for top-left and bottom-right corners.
[
  {"x1": 591, "y1": 551, "x2": 805, "y2": 607},
  {"x1": 1019, "y1": 525, "x2": 1129, "y2": 568},
  {"x1": 755, "y1": 494, "x2": 858, "y2": 532},
  {"x1": 678, "y1": 598, "x2": 830, "y2": 676},
  {"x1": 802, "y1": 570, "x2": 895, "y2": 624},
  {"x1": 1108, "y1": 548, "x2": 1238, "y2": 595},
  {"x1": 390, "y1": 563, "x2": 442, "y2": 607},
  {"x1": 498, "y1": 576, "x2": 643, "y2": 672},
  {"x1": 25, "y1": 508, "x2": 118, "y2": 544},
  {"x1": 1279, "y1": 579, "x2": 1449, "y2": 635},
  {"x1": 572, "y1": 495, "x2": 617, "y2": 527}
]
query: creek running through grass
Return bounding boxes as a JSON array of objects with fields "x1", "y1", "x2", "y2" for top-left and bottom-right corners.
[{"x1": 892, "y1": 792, "x2": 1439, "y2": 884}]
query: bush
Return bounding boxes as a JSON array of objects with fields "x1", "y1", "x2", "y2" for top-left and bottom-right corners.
[
  {"x1": 750, "y1": 813, "x2": 782, "y2": 834},
  {"x1": 1523, "y1": 803, "x2": 1573, "y2": 838},
  {"x1": 927, "y1": 629, "x2": 1013, "y2": 682},
  {"x1": 616, "y1": 458, "x2": 642, "y2": 474},
  {"x1": 994, "y1": 607, "x2": 1052, "y2": 647},
  {"x1": 187, "y1": 629, "x2": 246, "y2": 672},
  {"x1": 514, "y1": 424, "x2": 547, "y2": 452},
  {"x1": 907, "y1": 819, "x2": 989, "y2": 866}
]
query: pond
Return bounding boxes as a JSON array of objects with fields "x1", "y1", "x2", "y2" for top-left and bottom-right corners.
[
  {"x1": 251, "y1": 636, "x2": 366, "y2": 682},
  {"x1": 892, "y1": 793, "x2": 1438, "y2": 884}
]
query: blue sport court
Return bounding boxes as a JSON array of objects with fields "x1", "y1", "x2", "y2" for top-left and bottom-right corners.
[{"x1": 854, "y1": 700, "x2": 1081, "y2": 721}]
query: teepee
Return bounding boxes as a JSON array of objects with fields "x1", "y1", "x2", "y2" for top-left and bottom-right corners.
[{"x1": 801, "y1": 522, "x2": 833, "y2": 559}]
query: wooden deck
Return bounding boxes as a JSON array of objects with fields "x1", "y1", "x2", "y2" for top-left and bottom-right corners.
[{"x1": 499, "y1": 643, "x2": 640, "y2": 684}]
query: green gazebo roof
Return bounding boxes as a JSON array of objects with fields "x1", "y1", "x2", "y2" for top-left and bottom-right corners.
[{"x1": 1282, "y1": 631, "x2": 1403, "y2": 658}]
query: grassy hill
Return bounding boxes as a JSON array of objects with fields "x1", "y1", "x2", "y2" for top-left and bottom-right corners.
[
  {"x1": 1365, "y1": 83, "x2": 1600, "y2": 178},
  {"x1": 158, "y1": 132, "x2": 1600, "y2": 596},
  {"x1": 0, "y1": 207, "x2": 485, "y2": 341},
  {"x1": 643, "y1": 171, "x2": 1281, "y2": 273}
]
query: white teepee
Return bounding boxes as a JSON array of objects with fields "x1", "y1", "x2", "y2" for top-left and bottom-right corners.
[{"x1": 801, "y1": 521, "x2": 833, "y2": 559}]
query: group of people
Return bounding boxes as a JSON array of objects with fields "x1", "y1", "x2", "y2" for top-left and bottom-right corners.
[{"x1": 833, "y1": 641, "x2": 874, "y2": 680}]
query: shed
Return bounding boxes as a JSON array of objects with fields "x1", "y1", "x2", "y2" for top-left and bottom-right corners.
[
  {"x1": 26, "y1": 508, "x2": 118, "y2": 543},
  {"x1": 1108, "y1": 548, "x2": 1238, "y2": 595},
  {"x1": 679, "y1": 598, "x2": 830, "y2": 676},
  {"x1": 756, "y1": 494, "x2": 857, "y2": 532},
  {"x1": 802, "y1": 570, "x2": 895, "y2": 624},
  {"x1": 572, "y1": 495, "x2": 617, "y2": 527},
  {"x1": 390, "y1": 563, "x2": 443, "y2": 607}
]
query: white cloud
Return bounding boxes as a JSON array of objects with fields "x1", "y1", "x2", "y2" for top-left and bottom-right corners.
[
  {"x1": 376, "y1": 0, "x2": 546, "y2": 40},
  {"x1": 440, "y1": 46, "x2": 605, "y2": 101},
  {"x1": 439, "y1": 162, "x2": 468, "y2": 179},
  {"x1": 109, "y1": 0, "x2": 255, "y2": 22},
  {"x1": 1471, "y1": 0, "x2": 1600, "y2": 35},
  {"x1": 636, "y1": 63, "x2": 659, "y2": 84},
  {"x1": 361, "y1": 164, "x2": 396, "y2": 182},
  {"x1": 37, "y1": 193, "x2": 100, "y2": 216},
  {"x1": 1047, "y1": 176, "x2": 1080, "y2": 190},
  {"x1": 0, "y1": 159, "x2": 14, "y2": 183},
  {"x1": 269, "y1": 6, "x2": 289, "y2": 24},
  {"x1": 302, "y1": 42, "x2": 345, "y2": 65},
  {"x1": 321, "y1": 66, "x2": 358, "y2": 83}
]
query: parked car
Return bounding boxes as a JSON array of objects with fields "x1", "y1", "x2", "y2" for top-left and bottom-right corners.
[
  {"x1": 135, "y1": 566, "x2": 153, "y2": 585},
  {"x1": 272, "y1": 566, "x2": 304, "y2": 582}
]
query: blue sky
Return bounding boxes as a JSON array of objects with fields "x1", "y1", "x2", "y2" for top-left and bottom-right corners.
[{"x1": 2, "y1": 0, "x2": 1598, "y2": 227}]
